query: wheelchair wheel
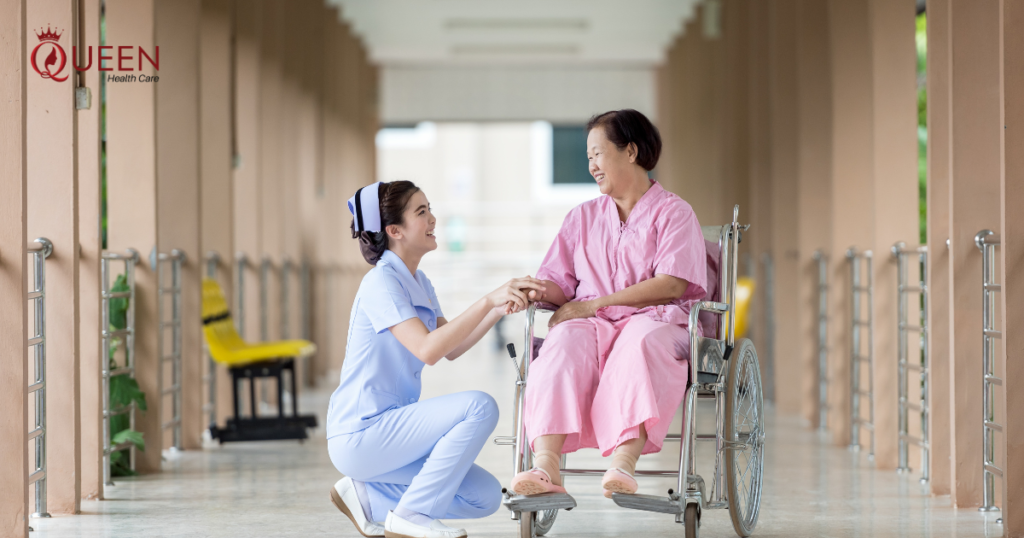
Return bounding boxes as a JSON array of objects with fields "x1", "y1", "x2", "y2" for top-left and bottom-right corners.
[
  {"x1": 684, "y1": 503, "x2": 700, "y2": 538},
  {"x1": 519, "y1": 509, "x2": 558, "y2": 538},
  {"x1": 724, "y1": 338, "x2": 764, "y2": 537}
]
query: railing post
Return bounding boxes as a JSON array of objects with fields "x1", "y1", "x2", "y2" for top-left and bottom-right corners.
[
  {"x1": 847, "y1": 248, "x2": 875, "y2": 460},
  {"x1": 760, "y1": 252, "x2": 775, "y2": 404},
  {"x1": 27, "y1": 238, "x2": 52, "y2": 519},
  {"x1": 975, "y1": 230, "x2": 1003, "y2": 515},
  {"x1": 204, "y1": 251, "x2": 221, "y2": 429},
  {"x1": 100, "y1": 249, "x2": 140, "y2": 488},
  {"x1": 280, "y1": 257, "x2": 291, "y2": 339},
  {"x1": 813, "y1": 250, "x2": 828, "y2": 431},
  {"x1": 892, "y1": 242, "x2": 930, "y2": 483},
  {"x1": 234, "y1": 253, "x2": 247, "y2": 337},
  {"x1": 157, "y1": 249, "x2": 186, "y2": 451}
]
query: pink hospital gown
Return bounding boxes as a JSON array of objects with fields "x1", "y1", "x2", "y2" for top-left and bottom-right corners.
[{"x1": 525, "y1": 180, "x2": 707, "y2": 456}]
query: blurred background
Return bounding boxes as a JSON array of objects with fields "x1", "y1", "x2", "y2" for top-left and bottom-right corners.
[{"x1": 2, "y1": 0, "x2": 1021, "y2": 536}]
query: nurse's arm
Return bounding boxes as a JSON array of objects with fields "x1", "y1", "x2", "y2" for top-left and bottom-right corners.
[{"x1": 389, "y1": 298, "x2": 502, "y2": 366}]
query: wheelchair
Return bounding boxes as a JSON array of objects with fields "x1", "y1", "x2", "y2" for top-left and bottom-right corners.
[{"x1": 494, "y1": 206, "x2": 765, "y2": 538}]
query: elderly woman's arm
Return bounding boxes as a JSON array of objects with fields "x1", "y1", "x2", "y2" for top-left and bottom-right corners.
[{"x1": 546, "y1": 274, "x2": 689, "y2": 328}]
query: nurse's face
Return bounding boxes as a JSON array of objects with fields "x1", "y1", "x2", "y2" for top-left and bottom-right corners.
[
  {"x1": 388, "y1": 190, "x2": 437, "y2": 254},
  {"x1": 587, "y1": 126, "x2": 641, "y2": 197}
]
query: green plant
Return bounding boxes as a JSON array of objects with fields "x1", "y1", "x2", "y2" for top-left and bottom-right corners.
[{"x1": 108, "y1": 273, "x2": 147, "y2": 476}]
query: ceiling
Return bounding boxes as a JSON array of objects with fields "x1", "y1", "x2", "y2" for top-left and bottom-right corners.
[{"x1": 328, "y1": 0, "x2": 702, "y2": 66}]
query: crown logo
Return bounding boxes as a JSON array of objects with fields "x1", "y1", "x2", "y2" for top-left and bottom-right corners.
[{"x1": 35, "y1": 25, "x2": 63, "y2": 43}]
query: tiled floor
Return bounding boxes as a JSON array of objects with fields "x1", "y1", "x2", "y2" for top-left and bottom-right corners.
[{"x1": 33, "y1": 343, "x2": 1004, "y2": 537}]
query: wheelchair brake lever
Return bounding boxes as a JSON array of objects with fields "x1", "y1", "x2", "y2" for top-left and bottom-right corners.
[{"x1": 506, "y1": 343, "x2": 524, "y2": 383}]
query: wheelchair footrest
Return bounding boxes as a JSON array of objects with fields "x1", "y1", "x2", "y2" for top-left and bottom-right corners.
[
  {"x1": 611, "y1": 493, "x2": 683, "y2": 514},
  {"x1": 504, "y1": 492, "x2": 577, "y2": 513}
]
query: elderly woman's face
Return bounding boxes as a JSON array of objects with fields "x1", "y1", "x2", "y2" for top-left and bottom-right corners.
[{"x1": 587, "y1": 126, "x2": 638, "y2": 197}]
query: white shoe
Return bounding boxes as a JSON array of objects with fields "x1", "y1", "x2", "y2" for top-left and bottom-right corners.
[
  {"x1": 384, "y1": 511, "x2": 468, "y2": 538},
  {"x1": 331, "y1": 477, "x2": 385, "y2": 537}
]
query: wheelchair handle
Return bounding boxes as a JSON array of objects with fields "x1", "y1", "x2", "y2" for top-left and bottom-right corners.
[{"x1": 507, "y1": 343, "x2": 523, "y2": 383}]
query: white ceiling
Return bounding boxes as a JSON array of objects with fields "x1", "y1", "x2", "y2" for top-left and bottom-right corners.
[{"x1": 328, "y1": 0, "x2": 701, "y2": 66}]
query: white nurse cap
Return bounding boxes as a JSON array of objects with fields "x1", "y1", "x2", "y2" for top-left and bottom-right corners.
[{"x1": 348, "y1": 182, "x2": 382, "y2": 233}]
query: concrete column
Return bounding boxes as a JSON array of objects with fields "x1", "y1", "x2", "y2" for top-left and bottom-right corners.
[
  {"x1": 795, "y1": 0, "x2": 833, "y2": 428},
  {"x1": 259, "y1": 0, "x2": 283, "y2": 352},
  {"x1": 926, "y1": 0, "x2": 954, "y2": 495},
  {"x1": 27, "y1": 0, "x2": 81, "y2": 514},
  {"x1": 768, "y1": 0, "x2": 801, "y2": 417},
  {"x1": 107, "y1": 0, "x2": 204, "y2": 462},
  {"x1": 867, "y1": 0, "x2": 919, "y2": 472},
  {"x1": 105, "y1": 0, "x2": 161, "y2": 473},
  {"x1": 718, "y1": 0, "x2": 750, "y2": 230},
  {"x1": 947, "y1": 0, "x2": 1002, "y2": 508},
  {"x1": 154, "y1": 0, "x2": 203, "y2": 451},
  {"x1": 1001, "y1": 1, "x2": 1024, "y2": 533},
  {"x1": 76, "y1": 0, "x2": 104, "y2": 501},
  {"x1": 827, "y1": 0, "x2": 874, "y2": 446},
  {"x1": 0, "y1": 0, "x2": 30, "y2": 535},
  {"x1": 232, "y1": 0, "x2": 262, "y2": 357},
  {"x1": 199, "y1": 0, "x2": 235, "y2": 427},
  {"x1": 747, "y1": 0, "x2": 774, "y2": 402}
]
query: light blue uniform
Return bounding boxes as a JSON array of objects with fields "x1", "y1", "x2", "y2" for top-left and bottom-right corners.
[{"x1": 327, "y1": 249, "x2": 502, "y2": 521}]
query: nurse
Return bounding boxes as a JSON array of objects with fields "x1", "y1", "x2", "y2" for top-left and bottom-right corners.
[{"x1": 327, "y1": 180, "x2": 545, "y2": 538}]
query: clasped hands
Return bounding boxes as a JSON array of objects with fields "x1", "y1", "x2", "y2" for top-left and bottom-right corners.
[{"x1": 487, "y1": 276, "x2": 596, "y2": 328}]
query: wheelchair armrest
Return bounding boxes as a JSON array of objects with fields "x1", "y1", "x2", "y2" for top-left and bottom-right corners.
[{"x1": 688, "y1": 301, "x2": 729, "y2": 383}]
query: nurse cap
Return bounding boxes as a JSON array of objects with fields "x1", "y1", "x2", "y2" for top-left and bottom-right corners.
[{"x1": 348, "y1": 182, "x2": 382, "y2": 233}]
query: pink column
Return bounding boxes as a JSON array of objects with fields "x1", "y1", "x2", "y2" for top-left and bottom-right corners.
[
  {"x1": 76, "y1": 0, "x2": 104, "y2": 501},
  {"x1": 200, "y1": 0, "x2": 235, "y2": 427},
  {"x1": 795, "y1": 0, "x2": 833, "y2": 428},
  {"x1": 0, "y1": 0, "x2": 30, "y2": 535},
  {"x1": 768, "y1": 0, "x2": 801, "y2": 417},
  {"x1": 26, "y1": 0, "x2": 81, "y2": 514},
  {"x1": 1000, "y1": 0, "x2": 1024, "y2": 533},
  {"x1": 947, "y1": 0, "x2": 1003, "y2": 508},
  {"x1": 925, "y1": 0, "x2": 955, "y2": 495}
]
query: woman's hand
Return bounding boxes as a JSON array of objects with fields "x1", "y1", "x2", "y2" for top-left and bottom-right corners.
[
  {"x1": 549, "y1": 300, "x2": 597, "y2": 328},
  {"x1": 486, "y1": 277, "x2": 546, "y2": 314}
]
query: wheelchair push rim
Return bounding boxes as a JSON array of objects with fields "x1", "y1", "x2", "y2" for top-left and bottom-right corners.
[{"x1": 724, "y1": 338, "x2": 765, "y2": 537}]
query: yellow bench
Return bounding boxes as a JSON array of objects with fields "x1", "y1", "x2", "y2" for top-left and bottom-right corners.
[{"x1": 202, "y1": 278, "x2": 318, "y2": 443}]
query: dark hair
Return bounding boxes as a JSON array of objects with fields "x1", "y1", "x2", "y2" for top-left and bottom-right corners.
[
  {"x1": 585, "y1": 109, "x2": 662, "y2": 171},
  {"x1": 351, "y1": 180, "x2": 421, "y2": 265}
]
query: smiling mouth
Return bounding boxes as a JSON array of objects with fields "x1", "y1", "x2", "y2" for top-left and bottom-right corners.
[{"x1": 426, "y1": 230, "x2": 435, "y2": 237}]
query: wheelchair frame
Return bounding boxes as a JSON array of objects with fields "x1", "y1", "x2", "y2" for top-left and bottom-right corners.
[{"x1": 495, "y1": 205, "x2": 765, "y2": 538}]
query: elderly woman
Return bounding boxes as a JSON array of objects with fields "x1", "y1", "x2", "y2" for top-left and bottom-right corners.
[{"x1": 510, "y1": 109, "x2": 707, "y2": 499}]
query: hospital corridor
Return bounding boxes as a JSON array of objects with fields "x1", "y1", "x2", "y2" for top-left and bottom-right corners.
[{"x1": 1, "y1": 0, "x2": 1022, "y2": 537}]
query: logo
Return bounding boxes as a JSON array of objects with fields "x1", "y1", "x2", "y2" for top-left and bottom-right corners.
[{"x1": 31, "y1": 25, "x2": 68, "y2": 82}]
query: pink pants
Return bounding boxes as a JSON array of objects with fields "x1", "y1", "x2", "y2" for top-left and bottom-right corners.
[{"x1": 524, "y1": 315, "x2": 690, "y2": 457}]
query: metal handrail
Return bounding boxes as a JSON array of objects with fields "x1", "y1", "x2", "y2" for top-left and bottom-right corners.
[
  {"x1": 27, "y1": 238, "x2": 52, "y2": 519},
  {"x1": 204, "y1": 251, "x2": 220, "y2": 429},
  {"x1": 235, "y1": 252, "x2": 249, "y2": 338},
  {"x1": 847, "y1": 248, "x2": 874, "y2": 460},
  {"x1": 260, "y1": 256, "x2": 271, "y2": 342},
  {"x1": 813, "y1": 250, "x2": 828, "y2": 431},
  {"x1": 101, "y1": 249, "x2": 139, "y2": 487},
  {"x1": 761, "y1": 252, "x2": 776, "y2": 404},
  {"x1": 892, "y1": 242, "x2": 929, "y2": 483},
  {"x1": 157, "y1": 249, "x2": 186, "y2": 450},
  {"x1": 975, "y1": 230, "x2": 1002, "y2": 513},
  {"x1": 280, "y1": 257, "x2": 292, "y2": 339}
]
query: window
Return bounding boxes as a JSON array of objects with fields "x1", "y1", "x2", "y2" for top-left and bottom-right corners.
[{"x1": 551, "y1": 125, "x2": 593, "y2": 184}]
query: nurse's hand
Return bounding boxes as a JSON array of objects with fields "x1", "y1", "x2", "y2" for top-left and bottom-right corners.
[
  {"x1": 548, "y1": 300, "x2": 597, "y2": 328},
  {"x1": 487, "y1": 277, "x2": 545, "y2": 314}
]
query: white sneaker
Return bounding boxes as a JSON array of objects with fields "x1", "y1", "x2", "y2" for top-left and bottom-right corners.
[
  {"x1": 331, "y1": 477, "x2": 385, "y2": 537},
  {"x1": 384, "y1": 511, "x2": 468, "y2": 538}
]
